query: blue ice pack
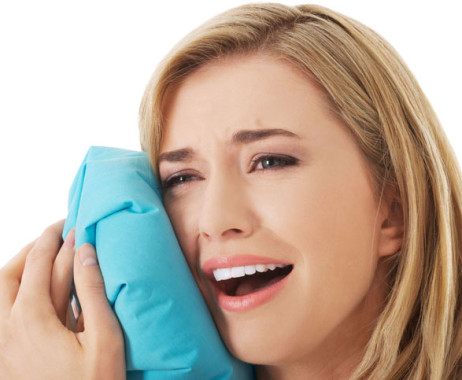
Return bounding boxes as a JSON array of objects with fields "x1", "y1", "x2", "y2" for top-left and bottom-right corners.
[{"x1": 63, "y1": 146, "x2": 254, "y2": 380}]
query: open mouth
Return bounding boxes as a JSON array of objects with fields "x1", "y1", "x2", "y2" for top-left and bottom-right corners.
[{"x1": 215, "y1": 264, "x2": 294, "y2": 297}]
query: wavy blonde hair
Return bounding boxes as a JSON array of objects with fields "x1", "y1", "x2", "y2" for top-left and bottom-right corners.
[{"x1": 138, "y1": 3, "x2": 462, "y2": 379}]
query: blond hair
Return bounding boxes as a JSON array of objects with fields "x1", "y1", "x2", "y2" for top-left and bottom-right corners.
[{"x1": 138, "y1": 4, "x2": 462, "y2": 379}]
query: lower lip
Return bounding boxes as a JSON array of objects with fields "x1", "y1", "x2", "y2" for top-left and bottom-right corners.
[{"x1": 212, "y1": 271, "x2": 292, "y2": 312}]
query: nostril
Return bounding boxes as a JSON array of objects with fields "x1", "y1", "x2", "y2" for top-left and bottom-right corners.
[
  {"x1": 224, "y1": 228, "x2": 244, "y2": 235},
  {"x1": 200, "y1": 227, "x2": 247, "y2": 241},
  {"x1": 200, "y1": 230, "x2": 210, "y2": 238},
  {"x1": 198, "y1": 195, "x2": 255, "y2": 240}
]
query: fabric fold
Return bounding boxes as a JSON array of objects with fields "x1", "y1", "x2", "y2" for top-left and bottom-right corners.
[{"x1": 63, "y1": 146, "x2": 254, "y2": 380}]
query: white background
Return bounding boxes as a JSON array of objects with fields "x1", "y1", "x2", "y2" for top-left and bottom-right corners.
[{"x1": 1, "y1": 0, "x2": 461, "y2": 266}]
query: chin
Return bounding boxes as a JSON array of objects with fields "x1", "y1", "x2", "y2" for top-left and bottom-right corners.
[{"x1": 216, "y1": 313, "x2": 302, "y2": 366}]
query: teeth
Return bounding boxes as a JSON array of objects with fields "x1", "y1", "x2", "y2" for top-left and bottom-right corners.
[
  {"x1": 213, "y1": 264, "x2": 287, "y2": 282},
  {"x1": 256, "y1": 264, "x2": 267, "y2": 273},
  {"x1": 231, "y1": 266, "x2": 245, "y2": 278},
  {"x1": 244, "y1": 265, "x2": 256, "y2": 275}
]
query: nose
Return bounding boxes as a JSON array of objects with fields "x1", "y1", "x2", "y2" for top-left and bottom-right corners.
[{"x1": 198, "y1": 170, "x2": 255, "y2": 242}]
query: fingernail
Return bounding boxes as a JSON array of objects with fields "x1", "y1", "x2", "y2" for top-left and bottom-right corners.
[
  {"x1": 79, "y1": 244, "x2": 98, "y2": 266},
  {"x1": 63, "y1": 228, "x2": 75, "y2": 249}
]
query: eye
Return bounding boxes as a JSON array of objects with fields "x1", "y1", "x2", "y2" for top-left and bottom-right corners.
[
  {"x1": 161, "y1": 172, "x2": 199, "y2": 190},
  {"x1": 161, "y1": 154, "x2": 298, "y2": 191},
  {"x1": 250, "y1": 154, "x2": 299, "y2": 171}
]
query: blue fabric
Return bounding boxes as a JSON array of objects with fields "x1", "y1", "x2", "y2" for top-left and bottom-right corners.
[{"x1": 63, "y1": 146, "x2": 254, "y2": 380}]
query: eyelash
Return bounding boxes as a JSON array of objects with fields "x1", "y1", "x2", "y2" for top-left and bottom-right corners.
[{"x1": 160, "y1": 154, "x2": 299, "y2": 190}]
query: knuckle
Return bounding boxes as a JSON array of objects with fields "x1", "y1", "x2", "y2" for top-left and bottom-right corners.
[
  {"x1": 26, "y1": 237, "x2": 59, "y2": 263},
  {"x1": 42, "y1": 224, "x2": 62, "y2": 242},
  {"x1": 19, "y1": 240, "x2": 37, "y2": 256},
  {"x1": 53, "y1": 257, "x2": 72, "y2": 279},
  {"x1": 0, "y1": 271, "x2": 18, "y2": 295},
  {"x1": 25, "y1": 245, "x2": 46, "y2": 264},
  {"x1": 0, "y1": 240, "x2": 36, "y2": 276},
  {"x1": 81, "y1": 279, "x2": 106, "y2": 295},
  {"x1": 27, "y1": 224, "x2": 65, "y2": 260},
  {"x1": 44, "y1": 220, "x2": 65, "y2": 237}
]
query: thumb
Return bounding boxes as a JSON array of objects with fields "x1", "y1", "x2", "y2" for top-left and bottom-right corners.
[{"x1": 74, "y1": 244, "x2": 120, "y2": 337}]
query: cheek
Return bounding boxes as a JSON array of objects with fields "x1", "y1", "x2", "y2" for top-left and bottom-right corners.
[
  {"x1": 250, "y1": 162, "x2": 381, "y2": 315},
  {"x1": 251, "y1": 165, "x2": 378, "y2": 253},
  {"x1": 163, "y1": 197, "x2": 198, "y2": 269},
  {"x1": 163, "y1": 195, "x2": 219, "y2": 310}
]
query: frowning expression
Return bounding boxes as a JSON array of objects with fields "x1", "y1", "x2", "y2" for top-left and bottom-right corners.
[{"x1": 158, "y1": 53, "x2": 392, "y2": 365}]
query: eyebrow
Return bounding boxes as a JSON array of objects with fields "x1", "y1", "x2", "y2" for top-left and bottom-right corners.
[{"x1": 158, "y1": 128, "x2": 299, "y2": 164}]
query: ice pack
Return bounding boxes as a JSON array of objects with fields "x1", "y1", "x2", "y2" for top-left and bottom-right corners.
[{"x1": 63, "y1": 146, "x2": 254, "y2": 380}]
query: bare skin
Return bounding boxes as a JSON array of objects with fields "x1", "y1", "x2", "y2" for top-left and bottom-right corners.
[
  {"x1": 159, "y1": 53, "x2": 404, "y2": 379},
  {"x1": 0, "y1": 221, "x2": 125, "y2": 379}
]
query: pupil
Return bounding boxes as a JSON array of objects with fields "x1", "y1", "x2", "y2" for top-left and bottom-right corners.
[{"x1": 263, "y1": 157, "x2": 278, "y2": 168}]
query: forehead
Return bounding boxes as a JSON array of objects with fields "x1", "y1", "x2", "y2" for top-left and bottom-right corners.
[{"x1": 160, "y1": 53, "x2": 333, "y2": 149}]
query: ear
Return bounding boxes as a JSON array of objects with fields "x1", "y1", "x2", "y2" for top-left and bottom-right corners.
[{"x1": 377, "y1": 190, "x2": 404, "y2": 257}]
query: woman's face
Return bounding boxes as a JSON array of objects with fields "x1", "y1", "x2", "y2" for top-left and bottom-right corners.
[{"x1": 159, "y1": 54, "x2": 396, "y2": 367}]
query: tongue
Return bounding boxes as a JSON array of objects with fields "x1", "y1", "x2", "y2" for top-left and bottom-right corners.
[{"x1": 234, "y1": 273, "x2": 286, "y2": 297}]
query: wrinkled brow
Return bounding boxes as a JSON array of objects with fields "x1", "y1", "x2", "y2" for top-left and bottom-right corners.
[{"x1": 158, "y1": 128, "x2": 299, "y2": 164}]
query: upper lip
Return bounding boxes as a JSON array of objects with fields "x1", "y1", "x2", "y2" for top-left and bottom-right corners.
[{"x1": 202, "y1": 254, "x2": 292, "y2": 280}]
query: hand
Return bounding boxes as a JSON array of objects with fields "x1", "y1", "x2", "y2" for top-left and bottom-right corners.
[{"x1": 0, "y1": 220, "x2": 126, "y2": 380}]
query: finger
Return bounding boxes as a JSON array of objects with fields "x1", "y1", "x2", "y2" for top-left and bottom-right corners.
[
  {"x1": 0, "y1": 239, "x2": 36, "y2": 314},
  {"x1": 51, "y1": 228, "x2": 75, "y2": 324},
  {"x1": 16, "y1": 220, "x2": 65, "y2": 305},
  {"x1": 73, "y1": 244, "x2": 122, "y2": 344}
]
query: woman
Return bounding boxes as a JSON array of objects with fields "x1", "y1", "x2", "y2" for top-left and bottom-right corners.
[{"x1": 1, "y1": 3, "x2": 461, "y2": 379}]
